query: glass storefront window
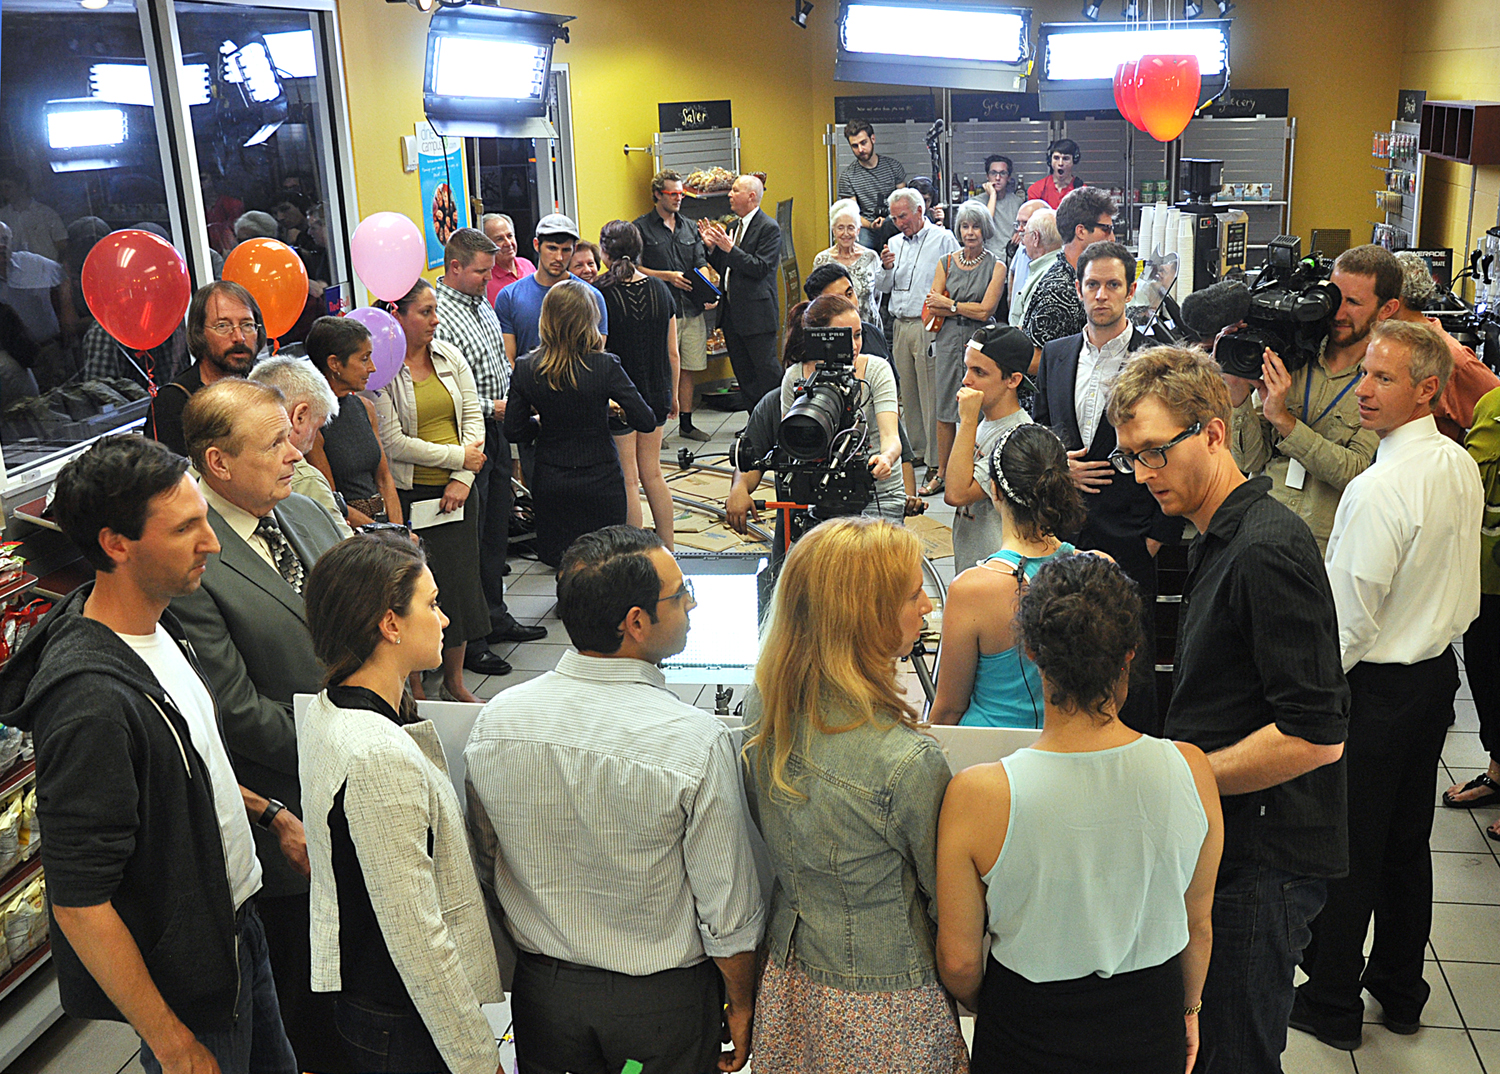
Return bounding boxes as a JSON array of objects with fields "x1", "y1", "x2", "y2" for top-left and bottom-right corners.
[
  {"x1": 0, "y1": 0, "x2": 179, "y2": 483},
  {"x1": 175, "y1": 1, "x2": 351, "y2": 344}
]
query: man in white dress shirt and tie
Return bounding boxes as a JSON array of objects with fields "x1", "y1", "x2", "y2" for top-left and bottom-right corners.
[{"x1": 1292, "y1": 319, "x2": 1483, "y2": 1051}]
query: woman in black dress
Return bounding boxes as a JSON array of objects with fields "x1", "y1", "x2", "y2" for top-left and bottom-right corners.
[
  {"x1": 597, "y1": 219, "x2": 679, "y2": 548},
  {"x1": 504, "y1": 279, "x2": 656, "y2": 567}
]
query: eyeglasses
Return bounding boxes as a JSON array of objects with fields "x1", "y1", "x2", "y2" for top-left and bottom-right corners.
[
  {"x1": 206, "y1": 320, "x2": 261, "y2": 338},
  {"x1": 1108, "y1": 422, "x2": 1202, "y2": 473},
  {"x1": 654, "y1": 578, "x2": 696, "y2": 606},
  {"x1": 1092, "y1": 221, "x2": 1116, "y2": 235},
  {"x1": 988, "y1": 169, "x2": 1010, "y2": 178}
]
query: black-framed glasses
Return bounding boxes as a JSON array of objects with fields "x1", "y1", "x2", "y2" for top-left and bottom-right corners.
[
  {"x1": 1092, "y1": 220, "x2": 1116, "y2": 235},
  {"x1": 655, "y1": 578, "x2": 696, "y2": 605},
  {"x1": 988, "y1": 169, "x2": 1010, "y2": 178},
  {"x1": 1108, "y1": 422, "x2": 1203, "y2": 473}
]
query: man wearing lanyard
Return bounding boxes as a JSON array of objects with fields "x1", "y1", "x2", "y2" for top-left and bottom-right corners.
[{"x1": 1225, "y1": 245, "x2": 1401, "y2": 553}]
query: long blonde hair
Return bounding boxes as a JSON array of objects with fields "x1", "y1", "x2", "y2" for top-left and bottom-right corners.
[
  {"x1": 532, "y1": 278, "x2": 603, "y2": 390},
  {"x1": 748, "y1": 517, "x2": 924, "y2": 801}
]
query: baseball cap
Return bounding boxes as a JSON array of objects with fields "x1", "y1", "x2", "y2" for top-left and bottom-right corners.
[
  {"x1": 966, "y1": 324, "x2": 1034, "y2": 380},
  {"x1": 535, "y1": 213, "x2": 580, "y2": 242}
]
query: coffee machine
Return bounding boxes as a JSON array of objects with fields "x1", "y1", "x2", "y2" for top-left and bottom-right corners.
[{"x1": 1176, "y1": 158, "x2": 1225, "y2": 294}]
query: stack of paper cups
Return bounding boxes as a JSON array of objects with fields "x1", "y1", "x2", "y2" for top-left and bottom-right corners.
[
  {"x1": 1162, "y1": 208, "x2": 1181, "y2": 293},
  {"x1": 1150, "y1": 201, "x2": 1171, "y2": 261},
  {"x1": 1177, "y1": 213, "x2": 1197, "y2": 295},
  {"x1": 1138, "y1": 203, "x2": 1157, "y2": 258}
]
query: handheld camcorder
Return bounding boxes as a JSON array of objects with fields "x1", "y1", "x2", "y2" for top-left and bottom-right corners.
[
  {"x1": 1181, "y1": 236, "x2": 1342, "y2": 380},
  {"x1": 735, "y1": 325, "x2": 874, "y2": 524}
]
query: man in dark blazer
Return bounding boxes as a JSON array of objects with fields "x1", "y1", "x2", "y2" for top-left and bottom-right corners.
[
  {"x1": 701, "y1": 174, "x2": 783, "y2": 409},
  {"x1": 172, "y1": 378, "x2": 346, "y2": 1071},
  {"x1": 1033, "y1": 241, "x2": 1184, "y2": 735}
]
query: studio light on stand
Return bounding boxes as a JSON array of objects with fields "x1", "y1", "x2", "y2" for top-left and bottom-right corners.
[
  {"x1": 423, "y1": 5, "x2": 572, "y2": 139},
  {"x1": 793, "y1": 0, "x2": 814, "y2": 28}
]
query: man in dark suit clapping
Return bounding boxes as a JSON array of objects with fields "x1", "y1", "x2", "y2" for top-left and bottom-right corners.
[
  {"x1": 173, "y1": 377, "x2": 347, "y2": 1071},
  {"x1": 1032, "y1": 241, "x2": 1184, "y2": 735},
  {"x1": 700, "y1": 174, "x2": 783, "y2": 410}
]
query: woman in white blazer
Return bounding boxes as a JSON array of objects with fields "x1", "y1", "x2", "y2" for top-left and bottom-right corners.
[{"x1": 300, "y1": 531, "x2": 502, "y2": 1074}]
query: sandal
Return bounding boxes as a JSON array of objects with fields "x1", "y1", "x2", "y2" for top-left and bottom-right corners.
[
  {"x1": 918, "y1": 474, "x2": 946, "y2": 497},
  {"x1": 1442, "y1": 772, "x2": 1500, "y2": 809},
  {"x1": 1488, "y1": 818, "x2": 1500, "y2": 843}
]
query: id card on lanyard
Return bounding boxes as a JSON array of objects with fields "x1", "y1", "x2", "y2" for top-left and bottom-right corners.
[{"x1": 1286, "y1": 366, "x2": 1359, "y2": 490}]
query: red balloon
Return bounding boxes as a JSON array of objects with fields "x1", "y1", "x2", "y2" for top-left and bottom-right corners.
[
  {"x1": 1114, "y1": 61, "x2": 1146, "y2": 131},
  {"x1": 1135, "y1": 54, "x2": 1202, "y2": 143},
  {"x1": 222, "y1": 238, "x2": 309, "y2": 341},
  {"x1": 80, "y1": 230, "x2": 192, "y2": 352}
]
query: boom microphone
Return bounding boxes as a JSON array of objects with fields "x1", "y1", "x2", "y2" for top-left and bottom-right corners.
[{"x1": 1179, "y1": 278, "x2": 1252, "y2": 339}]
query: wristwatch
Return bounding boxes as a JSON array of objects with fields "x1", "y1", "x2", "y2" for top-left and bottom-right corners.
[
  {"x1": 256, "y1": 798, "x2": 285, "y2": 831},
  {"x1": 950, "y1": 299, "x2": 958, "y2": 314}
]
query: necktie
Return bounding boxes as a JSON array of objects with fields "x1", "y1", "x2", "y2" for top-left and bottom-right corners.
[{"x1": 255, "y1": 515, "x2": 305, "y2": 595}]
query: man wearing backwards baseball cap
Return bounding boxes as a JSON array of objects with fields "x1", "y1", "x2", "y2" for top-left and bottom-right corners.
[
  {"x1": 945, "y1": 324, "x2": 1034, "y2": 573},
  {"x1": 493, "y1": 212, "x2": 609, "y2": 366}
]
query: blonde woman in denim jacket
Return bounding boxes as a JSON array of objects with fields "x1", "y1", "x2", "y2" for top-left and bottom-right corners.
[{"x1": 743, "y1": 517, "x2": 968, "y2": 1072}]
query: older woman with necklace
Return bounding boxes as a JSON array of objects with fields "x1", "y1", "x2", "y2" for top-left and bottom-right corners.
[
  {"x1": 813, "y1": 198, "x2": 883, "y2": 332},
  {"x1": 920, "y1": 202, "x2": 1006, "y2": 496}
]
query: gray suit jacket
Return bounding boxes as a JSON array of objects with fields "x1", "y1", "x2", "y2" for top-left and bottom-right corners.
[{"x1": 171, "y1": 492, "x2": 345, "y2": 897}]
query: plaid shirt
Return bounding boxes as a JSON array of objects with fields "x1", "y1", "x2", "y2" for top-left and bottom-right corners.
[{"x1": 434, "y1": 278, "x2": 508, "y2": 414}]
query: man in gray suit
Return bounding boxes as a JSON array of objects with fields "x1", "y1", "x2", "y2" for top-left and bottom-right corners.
[{"x1": 173, "y1": 378, "x2": 346, "y2": 1071}]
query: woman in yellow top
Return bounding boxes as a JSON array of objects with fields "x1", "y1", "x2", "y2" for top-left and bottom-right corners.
[{"x1": 372, "y1": 279, "x2": 490, "y2": 701}]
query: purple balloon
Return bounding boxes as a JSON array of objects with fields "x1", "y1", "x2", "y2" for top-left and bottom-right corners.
[{"x1": 346, "y1": 306, "x2": 406, "y2": 393}]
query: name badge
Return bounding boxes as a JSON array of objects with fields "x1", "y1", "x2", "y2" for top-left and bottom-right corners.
[{"x1": 1285, "y1": 457, "x2": 1307, "y2": 490}]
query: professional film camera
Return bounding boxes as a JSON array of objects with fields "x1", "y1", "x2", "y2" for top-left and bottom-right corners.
[
  {"x1": 733, "y1": 325, "x2": 873, "y2": 541},
  {"x1": 1181, "y1": 235, "x2": 1342, "y2": 379}
]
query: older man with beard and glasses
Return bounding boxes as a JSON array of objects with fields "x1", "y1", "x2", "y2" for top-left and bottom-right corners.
[
  {"x1": 1227, "y1": 244, "x2": 1400, "y2": 553},
  {"x1": 148, "y1": 281, "x2": 267, "y2": 457}
]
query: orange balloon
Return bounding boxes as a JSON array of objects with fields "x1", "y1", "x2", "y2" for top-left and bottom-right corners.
[
  {"x1": 222, "y1": 237, "x2": 309, "y2": 340},
  {"x1": 1135, "y1": 54, "x2": 1202, "y2": 143}
]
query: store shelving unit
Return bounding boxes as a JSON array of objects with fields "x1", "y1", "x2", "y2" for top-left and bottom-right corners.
[{"x1": 1371, "y1": 120, "x2": 1423, "y2": 250}]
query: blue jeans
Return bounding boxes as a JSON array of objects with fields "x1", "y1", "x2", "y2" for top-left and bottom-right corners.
[
  {"x1": 139, "y1": 903, "x2": 297, "y2": 1074},
  {"x1": 1198, "y1": 861, "x2": 1327, "y2": 1074}
]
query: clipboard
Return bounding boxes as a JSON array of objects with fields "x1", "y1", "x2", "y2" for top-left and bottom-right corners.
[{"x1": 686, "y1": 267, "x2": 722, "y2": 308}]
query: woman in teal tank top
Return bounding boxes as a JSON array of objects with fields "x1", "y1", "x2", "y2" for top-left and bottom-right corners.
[{"x1": 930, "y1": 423, "x2": 1089, "y2": 728}]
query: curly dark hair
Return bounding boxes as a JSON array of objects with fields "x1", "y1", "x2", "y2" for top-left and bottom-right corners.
[{"x1": 1017, "y1": 553, "x2": 1143, "y2": 719}]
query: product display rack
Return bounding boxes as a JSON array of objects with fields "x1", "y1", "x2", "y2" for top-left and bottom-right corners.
[{"x1": 1371, "y1": 119, "x2": 1423, "y2": 250}]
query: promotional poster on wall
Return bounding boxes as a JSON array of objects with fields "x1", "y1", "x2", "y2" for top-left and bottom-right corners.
[{"x1": 416, "y1": 124, "x2": 469, "y2": 269}]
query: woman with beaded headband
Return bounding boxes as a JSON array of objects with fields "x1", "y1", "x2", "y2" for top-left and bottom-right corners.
[{"x1": 929, "y1": 422, "x2": 1089, "y2": 727}]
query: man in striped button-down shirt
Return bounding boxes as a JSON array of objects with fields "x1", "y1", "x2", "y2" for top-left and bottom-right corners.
[
  {"x1": 434, "y1": 228, "x2": 547, "y2": 679},
  {"x1": 465, "y1": 526, "x2": 764, "y2": 1074}
]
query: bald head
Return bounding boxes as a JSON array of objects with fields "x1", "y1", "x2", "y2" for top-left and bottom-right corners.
[{"x1": 729, "y1": 175, "x2": 764, "y2": 218}]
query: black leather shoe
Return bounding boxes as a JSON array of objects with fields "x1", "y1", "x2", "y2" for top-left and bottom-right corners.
[
  {"x1": 1288, "y1": 992, "x2": 1361, "y2": 1051},
  {"x1": 463, "y1": 649, "x2": 513, "y2": 676},
  {"x1": 488, "y1": 619, "x2": 547, "y2": 644}
]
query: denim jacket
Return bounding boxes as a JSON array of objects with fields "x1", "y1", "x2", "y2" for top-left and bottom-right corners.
[{"x1": 742, "y1": 690, "x2": 951, "y2": 992}]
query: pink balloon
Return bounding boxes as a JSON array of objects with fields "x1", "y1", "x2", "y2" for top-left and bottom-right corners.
[
  {"x1": 346, "y1": 306, "x2": 407, "y2": 393},
  {"x1": 350, "y1": 212, "x2": 425, "y2": 303}
]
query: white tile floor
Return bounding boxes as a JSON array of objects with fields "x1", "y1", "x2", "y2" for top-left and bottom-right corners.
[{"x1": 7, "y1": 406, "x2": 1497, "y2": 1073}]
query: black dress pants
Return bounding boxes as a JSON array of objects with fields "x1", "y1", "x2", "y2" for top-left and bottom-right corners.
[
  {"x1": 471, "y1": 418, "x2": 513, "y2": 631},
  {"x1": 722, "y1": 325, "x2": 779, "y2": 410},
  {"x1": 1299, "y1": 648, "x2": 1461, "y2": 1027}
]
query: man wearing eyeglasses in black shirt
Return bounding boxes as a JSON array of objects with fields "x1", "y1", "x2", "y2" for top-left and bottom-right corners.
[
  {"x1": 1109, "y1": 345, "x2": 1349, "y2": 1074},
  {"x1": 149, "y1": 281, "x2": 268, "y2": 456}
]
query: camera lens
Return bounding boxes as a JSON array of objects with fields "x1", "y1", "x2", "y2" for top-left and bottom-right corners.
[{"x1": 780, "y1": 386, "x2": 845, "y2": 461}]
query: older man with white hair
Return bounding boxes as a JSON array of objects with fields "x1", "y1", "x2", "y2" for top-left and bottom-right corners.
[
  {"x1": 700, "y1": 175, "x2": 783, "y2": 409},
  {"x1": 1009, "y1": 206, "x2": 1062, "y2": 328},
  {"x1": 248, "y1": 355, "x2": 351, "y2": 537},
  {"x1": 875, "y1": 186, "x2": 959, "y2": 477}
]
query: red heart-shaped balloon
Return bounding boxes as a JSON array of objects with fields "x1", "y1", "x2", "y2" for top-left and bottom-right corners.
[
  {"x1": 1135, "y1": 54, "x2": 1202, "y2": 142},
  {"x1": 1114, "y1": 60, "x2": 1146, "y2": 131}
]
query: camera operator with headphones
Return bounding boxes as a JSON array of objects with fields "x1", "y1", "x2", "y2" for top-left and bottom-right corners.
[{"x1": 1226, "y1": 245, "x2": 1400, "y2": 553}]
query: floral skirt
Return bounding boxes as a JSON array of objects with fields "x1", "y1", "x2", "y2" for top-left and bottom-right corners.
[{"x1": 752, "y1": 955, "x2": 970, "y2": 1073}]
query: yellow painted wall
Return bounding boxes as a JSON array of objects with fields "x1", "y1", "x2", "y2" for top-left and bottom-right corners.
[
  {"x1": 336, "y1": 0, "x2": 1405, "y2": 289},
  {"x1": 1402, "y1": 0, "x2": 1500, "y2": 277}
]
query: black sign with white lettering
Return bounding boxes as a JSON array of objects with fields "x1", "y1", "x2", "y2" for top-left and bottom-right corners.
[
  {"x1": 1405, "y1": 247, "x2": 1452, "y2": 289},
  {"x1": 659, "y1": 100, "x2": 732, "y2": 132},
  {"x1": 1198, "y1": 88, "x2": 1289, "y2": 119},
  {"x1": 834, "y1": 94, "x2": 936, "y2": 125},
  {"x1": 1397, "y1": 90, "x2": 1427, "y2": 124},
  {"x1": 951, "y1": 92, "x2": 1042, "y2": 123}
]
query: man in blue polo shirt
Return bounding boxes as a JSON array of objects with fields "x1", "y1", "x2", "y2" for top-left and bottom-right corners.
[{"x1": 494, "y1": 213, "x2": 608, "y2": 363}]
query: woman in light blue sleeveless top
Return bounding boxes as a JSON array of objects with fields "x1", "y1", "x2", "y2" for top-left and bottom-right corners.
[
  {"x1": 930, "y1": 423, "x2": 1087, "y2": 728},
  {"x1": 934, "y1": 554, "x2": 1224, "y2": 1074}
]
